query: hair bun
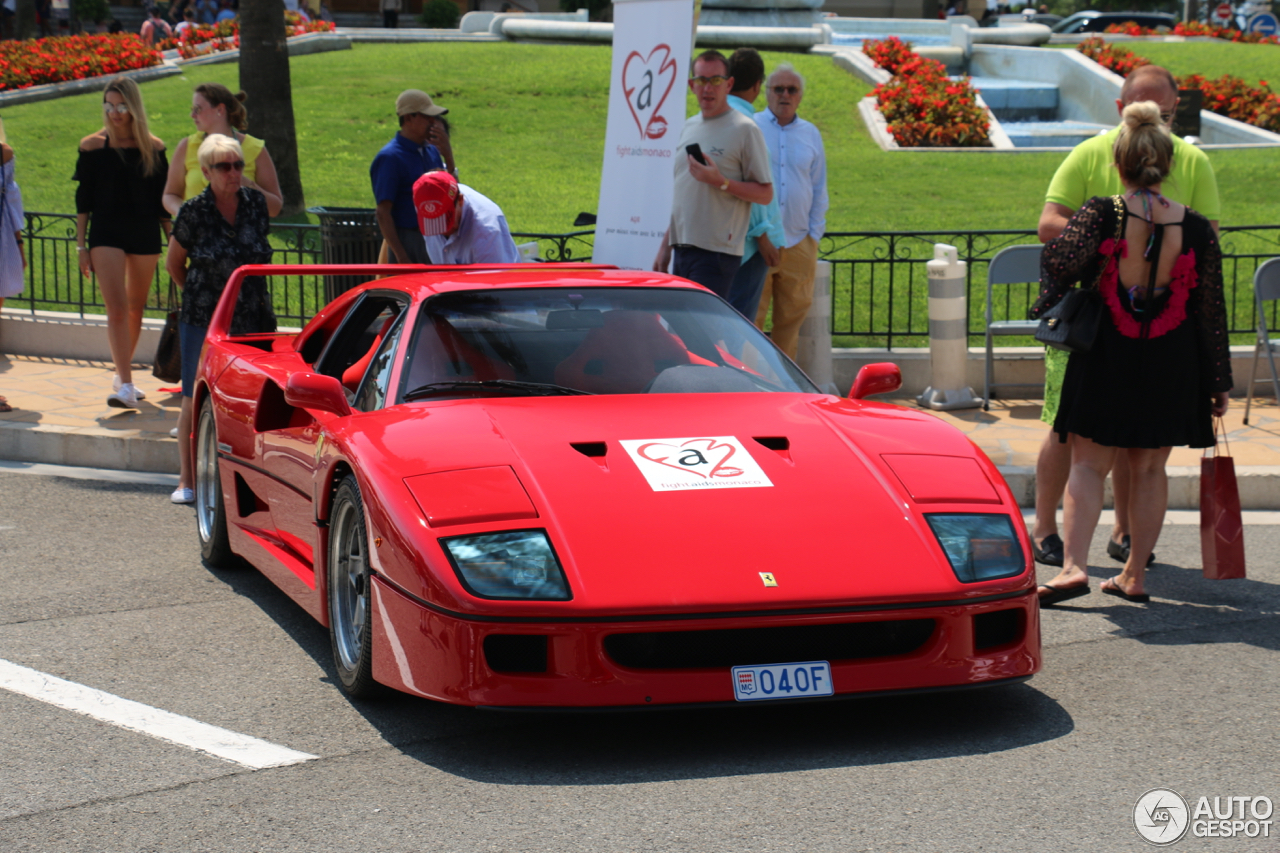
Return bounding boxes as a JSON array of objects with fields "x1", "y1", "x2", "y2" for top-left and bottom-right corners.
[{"x1": 1122, "y1": 100, "x2": 1162, "y2": 129}]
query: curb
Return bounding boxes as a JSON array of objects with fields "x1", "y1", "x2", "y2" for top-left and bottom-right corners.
[{"x1": 5, "y1": 417, "x2": 1280, "y2": 509}]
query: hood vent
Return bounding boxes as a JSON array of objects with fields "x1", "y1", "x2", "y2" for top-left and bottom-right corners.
[
  {"x1": 572, "y1": 441, "x2": 609, "y2": 471},
  {"x1": 754, "y1": 436, "x2": 792, "y2": 464}
]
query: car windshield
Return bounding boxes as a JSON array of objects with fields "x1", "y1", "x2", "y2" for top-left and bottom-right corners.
[{"x1": 399, "y1": 287, "x2": 819, "y2": 400}]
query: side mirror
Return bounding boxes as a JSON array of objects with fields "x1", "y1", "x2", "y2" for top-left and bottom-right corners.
[
  {"x1": 849, "y1": 363, "x2": 902, "y2": 400},
  {"x1": 284, "y1": 372, "x2": 352, "y2": 418}
]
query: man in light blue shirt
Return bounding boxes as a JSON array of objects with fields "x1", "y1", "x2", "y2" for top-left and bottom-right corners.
[
  {"x1": 754, "y1": 64, "x2": 828, "y2": 359},
  {"x1": 414, "y1": 171, "x2": 520, "y2": 265},
  {"x1": 724, "y1": 48, "x2": 785, "y2": 321}
]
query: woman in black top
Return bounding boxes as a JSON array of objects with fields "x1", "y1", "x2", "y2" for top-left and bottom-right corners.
[
  {"x1": 1028, "y1": 101, "x2": 1231, "y2": 607},
  {"x1": 165, "y1": 133, "x2": 273, "y2": 504},
  {"x1": 74, "y1": 76, "x2": 169, "y2": 409}
]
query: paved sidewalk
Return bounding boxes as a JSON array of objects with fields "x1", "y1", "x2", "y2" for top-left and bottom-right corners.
[{"x1": 3, "y1": 353, "x2": 1280, "y2": 507}]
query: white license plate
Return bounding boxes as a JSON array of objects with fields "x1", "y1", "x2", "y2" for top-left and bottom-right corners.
[{"x1": 731, "y1": 661, "x2": 833, "y2": 702}]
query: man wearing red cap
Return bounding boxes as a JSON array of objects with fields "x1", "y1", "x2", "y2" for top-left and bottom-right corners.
[{"x1": 414, "y1": 171, "x2": 520, "y2": 265}]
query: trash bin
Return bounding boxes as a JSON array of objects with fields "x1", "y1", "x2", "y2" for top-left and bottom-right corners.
[{"x1": 308, "y1": 206, "x2": 383, "y2": 302}]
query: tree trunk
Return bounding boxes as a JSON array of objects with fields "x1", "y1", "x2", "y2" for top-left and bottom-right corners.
[
  {"x1": 15, "y1": 0, "x2": 36, "y2": 40},
  {"x1": 239, "y1": 0, "x2": 306, "y2": 217}
]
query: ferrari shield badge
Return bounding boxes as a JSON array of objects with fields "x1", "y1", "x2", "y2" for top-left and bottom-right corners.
[
  {"x1": 759, "y1": 572, "x2": 778, "y2": 587},
  {"x1": 619, "y1": 436, "x2": 773, "y2": 492}
]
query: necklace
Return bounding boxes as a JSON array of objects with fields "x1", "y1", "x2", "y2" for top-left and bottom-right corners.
[{"x1": 1127, "y1": 187, "x2": 1169, "y2": 260}]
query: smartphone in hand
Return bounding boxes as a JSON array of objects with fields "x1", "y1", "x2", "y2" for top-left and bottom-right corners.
[{"x1": 685, "y1": 143, "x2": 707, "y2": 165}]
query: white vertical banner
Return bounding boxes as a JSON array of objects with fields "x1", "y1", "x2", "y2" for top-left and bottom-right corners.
[{"x1": 592, "y1": 0, "x2": 696, "y2": 270}]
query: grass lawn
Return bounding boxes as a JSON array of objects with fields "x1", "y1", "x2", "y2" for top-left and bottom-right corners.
[{"x1": 2, "y1": 41, "x2": 1276, "y2": 236}]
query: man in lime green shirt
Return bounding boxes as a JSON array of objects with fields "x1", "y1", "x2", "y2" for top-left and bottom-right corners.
[{"x1": 1030, "y1": 65, "x2": 1220, "y2": 570}]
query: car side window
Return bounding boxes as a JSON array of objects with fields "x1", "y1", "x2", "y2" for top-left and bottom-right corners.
[
  {"x1": 353, "y1": 315, "x2": 406, "y2": 413},
  {"x1": 313, "y1": 294, "x2": 407, "y2": 392}
]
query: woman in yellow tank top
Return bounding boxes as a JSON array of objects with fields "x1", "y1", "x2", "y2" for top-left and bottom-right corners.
[{"x1": 162, "y1": 83, "x2": 283, "y2": 218}]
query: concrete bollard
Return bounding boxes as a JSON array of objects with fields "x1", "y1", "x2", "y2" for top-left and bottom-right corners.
[
  {"x1": 918, "y1": 244, "x2": 981, "y2": 411},
  {"x1": 796, "y1": 260, "x2": 837, "y2": 394}
]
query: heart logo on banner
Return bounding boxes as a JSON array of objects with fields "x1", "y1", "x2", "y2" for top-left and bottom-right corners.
[
  {"x1": 638, "y1": 438, "x2": 744, "y2": 479},
  {"x1": 622, "y1": 44, "x2": 676, "y2": 140}
]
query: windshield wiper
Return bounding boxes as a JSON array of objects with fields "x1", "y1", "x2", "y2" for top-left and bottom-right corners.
[{"x1": 404, "y1": 380, "x2": 594, "y2": 401}]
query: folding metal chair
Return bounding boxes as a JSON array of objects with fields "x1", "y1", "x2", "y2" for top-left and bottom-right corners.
[
  {"x1": 983, "y1": 244, "x2": 1044, "y2": 410},
  {"x1": 1244, "y1": 258, "x2": 1280, "y2": 425}
]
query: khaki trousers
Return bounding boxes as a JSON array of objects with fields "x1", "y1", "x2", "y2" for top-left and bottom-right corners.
[{"x1": 755, "y1": 235, "x2": 817, "y2": 359}]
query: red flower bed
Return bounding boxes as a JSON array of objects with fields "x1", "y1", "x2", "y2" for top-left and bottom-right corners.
[
  {"x1": 0, "y1": 34, "x2": 161, "y2": 91},
  {"x1": 1103, "y1": 20, "x2": 1279, "y2": 44},
  {"x1": 157, "y1": 16, "x2": 335, "y2": 60},
  {"x1": 1078, "y1": 37, "x2": 1280, "y2": 132},
  {"x1": 864, "y1": 37, "x2": 990, "y2": 147},
  {"x1": 1077, "y1": 35, "x2": 1151, "y2": 76},
  {"x1": 1182, "y1": 72, "x2": 1280, "y2": 132}
]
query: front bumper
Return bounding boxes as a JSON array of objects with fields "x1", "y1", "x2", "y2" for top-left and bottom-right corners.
[{"x1": 370, "y1": 578, "x2": 1042, "y2": 708}]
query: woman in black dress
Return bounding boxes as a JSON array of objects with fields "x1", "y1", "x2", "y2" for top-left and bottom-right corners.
[
  {"x1": 74, "y1": 76, "x2": 170, "y2": 409},
  {"x1": 1029, "y1": 101, "x2": 1232, "y2": 606},
  {"x1": 165, "y1": 134, "x2": 273, "y2": 504}
]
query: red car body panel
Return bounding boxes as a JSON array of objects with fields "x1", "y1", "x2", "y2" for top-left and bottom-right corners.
[{"x1": 194, "y1": 265, "x2": 1042, "y2": 708}]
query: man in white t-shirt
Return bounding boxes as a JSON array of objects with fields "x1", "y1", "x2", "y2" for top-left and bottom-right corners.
[{"x1": 653, "y1": 50, "x2": 773, "y2": 299}]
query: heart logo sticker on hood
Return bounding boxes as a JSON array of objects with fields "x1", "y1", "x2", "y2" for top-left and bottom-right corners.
[
  {"x1": 622, "y1": 44, "x2": 676, "y2": 141},
  {"x1": 620, "y1": 436, "x2": 774, "y2": 492}
]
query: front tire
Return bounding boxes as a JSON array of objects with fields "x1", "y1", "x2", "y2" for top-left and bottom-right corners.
[
  {"x1": 328, "y1": 475, "x2": 379, "y2": 698},
  {"x1": 195, "y1": 401, "x2": 234, "y2": 568}
]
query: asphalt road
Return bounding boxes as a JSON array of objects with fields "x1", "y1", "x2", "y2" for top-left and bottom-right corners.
[{"x1": 1, "y1": 467, "x2": 1278, "y2": 852}]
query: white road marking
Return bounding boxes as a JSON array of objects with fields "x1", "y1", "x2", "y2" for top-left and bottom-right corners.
[{"x1": 0, "y1": 659, "x2": 317, "y2": 770}]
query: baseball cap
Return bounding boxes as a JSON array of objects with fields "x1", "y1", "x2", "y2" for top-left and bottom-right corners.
[
  {"x1": 395, "y1": 89, "x2": 448, "y2": 118},
  {"x1": 414, "y1": 171, "x2": 460, "y2": 236}
]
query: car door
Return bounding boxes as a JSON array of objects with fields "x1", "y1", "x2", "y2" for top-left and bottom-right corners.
[{"x1": 257, "y1": 292, "x2": 409, "y2": 591}]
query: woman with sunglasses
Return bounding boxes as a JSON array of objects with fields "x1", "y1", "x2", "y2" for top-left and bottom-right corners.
[
  {"x1": 165, "y1": 134, "x2": 274, "y2": 505},
  {"x1": 162, "y1": 83, "x2": 282, "y2": 219},
  {"x1": 73, "y1": 76, "x2": 170, "y2": 409}
]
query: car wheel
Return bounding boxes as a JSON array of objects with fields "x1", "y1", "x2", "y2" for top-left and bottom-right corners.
[
  {"x1": 328, "y1": 475, "x2": 379, "y2": 698},
  {"x1": 195, "y1": 401, "x2": 235, "y2": 568}
]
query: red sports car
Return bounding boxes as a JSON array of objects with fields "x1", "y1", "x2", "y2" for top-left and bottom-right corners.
[{"x1": 192, "y1": 264, "x2": 1041, "y2": 709}]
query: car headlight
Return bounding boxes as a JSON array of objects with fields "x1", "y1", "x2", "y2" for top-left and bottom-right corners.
[
  {"x1": 925, "y1": 514, "x2": 1025, "y2": 583},
  {"x1": 441, "y1": 530, "x2": 571, "y2": 600}
]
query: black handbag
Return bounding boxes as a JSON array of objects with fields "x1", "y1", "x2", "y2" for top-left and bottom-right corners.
[
  {"x1": 152, "y1": 280, "x2": 182, "y2": 384},
  {"x1": 1035, "y1": 288, "x2": 1103, "y2": 353},
  {"x1": 1034, "y1": 195, "x2": 1125, "y2": 355}
]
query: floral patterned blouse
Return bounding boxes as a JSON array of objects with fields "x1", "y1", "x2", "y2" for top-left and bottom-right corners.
[
  {"x1": 172, "y1": 185, "x2": 274, "y2": 334},
  {"x1": 1029, "y1": 195, "x2": 1232, "y2": 393}
]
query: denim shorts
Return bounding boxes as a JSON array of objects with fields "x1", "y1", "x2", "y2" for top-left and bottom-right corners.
[{"x1": 179, "y1": 322, "x2": 207, "y2": 398}]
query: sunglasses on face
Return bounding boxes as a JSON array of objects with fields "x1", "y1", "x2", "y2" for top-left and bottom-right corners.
[
  {"x1": 690, "y1": 75, "x2": 728, "y2": 87},
  {"x1": 771, "y1": 86, "x2": 800, "y2": 96},
  {"x1": 211, "y1": 160, "x2": 245, "y2": 173},
  {"x1": 103, "y1": 103, "x2": 130, "y2": 115}
]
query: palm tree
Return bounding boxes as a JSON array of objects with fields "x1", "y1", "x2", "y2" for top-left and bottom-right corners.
[{"x1": 238, "y1": 0, "x2": 305, "y2": 216}]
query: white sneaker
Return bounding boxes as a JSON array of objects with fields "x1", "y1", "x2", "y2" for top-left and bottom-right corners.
[
  {"x1": 107, "y1": 382, "x2": 141, "y2": 409},
  {"x1": 170, "y1": 487, "x2": 194, "y2": 504},
  {"x1": 170, "y1": 427, "x2": 180, "y2": 438},
  {"x1": 113, "y1": 375, "x2": 146, "y2": 401}
]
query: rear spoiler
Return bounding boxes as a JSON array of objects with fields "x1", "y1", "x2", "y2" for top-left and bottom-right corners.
[{"x1": 206, "y1": 263, "x2": 620, "y2": 344}]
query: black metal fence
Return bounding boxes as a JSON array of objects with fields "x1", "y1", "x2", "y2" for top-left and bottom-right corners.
[{"x1": 9, "y1": 212, "x2": 1280, "y2": 343}]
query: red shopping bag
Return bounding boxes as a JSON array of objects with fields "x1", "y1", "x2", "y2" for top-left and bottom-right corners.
[{"x1": 1201, "y1": 418, "x2": 1246, "y2": 579}]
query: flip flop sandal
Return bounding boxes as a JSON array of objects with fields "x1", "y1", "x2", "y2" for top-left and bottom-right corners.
[
  {"x1": 1106, "y1": 535, "x2": 1156, "y2": 568},
  {"x1": 1037, "y1": 582, "x2": 1090, "y2": 607},
  {"x1": 1032, "y1": 533, "x2": 1064, "y2": 567},
  {"x1": 1100, "y1": 576, "x2": 1150, "y2": 603}
]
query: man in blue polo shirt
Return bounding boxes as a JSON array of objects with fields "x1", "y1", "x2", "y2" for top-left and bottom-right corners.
[{"x1": 371, "y1": 89, "x2": 456, "y2": 264}]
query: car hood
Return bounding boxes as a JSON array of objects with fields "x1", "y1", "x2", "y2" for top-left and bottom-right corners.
[{"x1": 352, "y1": 394, "x2": 1024, "y2": 616}]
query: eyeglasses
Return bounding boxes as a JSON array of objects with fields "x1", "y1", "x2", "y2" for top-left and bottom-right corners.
[
  {"x1": 211, "y1": 160, "x2": 245, "y2": 173},
  {"x1": 1160, "y1": 112, "x2": 1175, "y2": 124},
  {"x1": 690, "y1": 75, "x2": 728, "y2": 87},
  {"x1": 103, "y1": 103, "x2": 130, "y2": 115},
  {"x1": 190, "y1": 104, "x2": 212, "y2": 116},
  {"x1": 771, "y1": 85, "x2": 801, "y2": 96}
]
